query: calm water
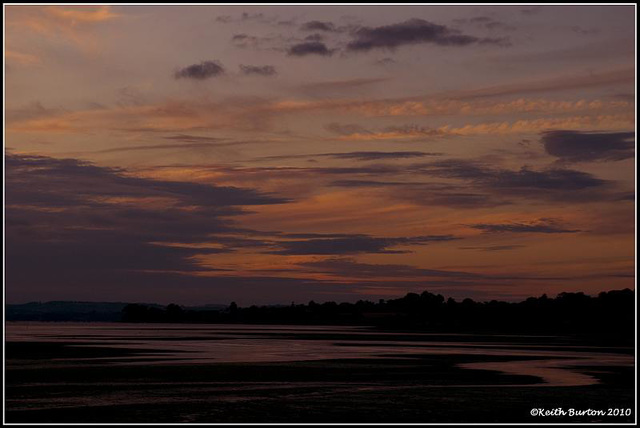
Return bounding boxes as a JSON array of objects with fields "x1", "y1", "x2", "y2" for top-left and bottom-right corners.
[{"x1": 6, "y1": 322, "x2": 634, "y2": 387}]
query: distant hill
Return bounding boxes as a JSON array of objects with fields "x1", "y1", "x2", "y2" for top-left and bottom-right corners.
[{"x1": 6, "y1": 301, "x2": 226, "y2": 322}]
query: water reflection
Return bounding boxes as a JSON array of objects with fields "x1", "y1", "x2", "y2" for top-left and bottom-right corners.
[{"x1": 6, "y1": 322, "x2": 633, "y2": 387}]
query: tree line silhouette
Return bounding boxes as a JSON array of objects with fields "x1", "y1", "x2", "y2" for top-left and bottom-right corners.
[{"x1": 121, "y1": 288, "x2": 635, "y2": 343}]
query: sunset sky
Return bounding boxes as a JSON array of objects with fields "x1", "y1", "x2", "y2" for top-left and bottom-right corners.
[{"x1": 5, "y1": 5, "x2": 636, "y2": 305}]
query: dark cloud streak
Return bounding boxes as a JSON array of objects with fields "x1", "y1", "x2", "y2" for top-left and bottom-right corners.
[
  {"x1": 258, "y1": 151, "x2": 441, "y2": 162},
  {"x1": 422, "y1": 159, "x2": 607, "y2": 191},
  {"x1": 299, "y1": 257, "x2": 481, "y2": 279},
  {"x1": 4, "y1": 153, "x2": 298, "y2": 303},
  {"x1": 300, "y1": 21, "x2": 337, "y2": 32},
  {"x1": 346, "y1": 19, "x2": 509, "y2": 52},
  {"x1": 468, "y1": 218, "x2": 581, "y2": 234},
  {"x1": 459, "y1": 245, "x2": 526, "y2": 251},
  {"x1": 288, "y1": 41, "x2": 334, "y2": 56},
  {"x1": 542, "y1": 130, "x2": 635, "y2": 162},
  {"x1": 271, "y1": 234, "x2": 459, "y2": 255},
  {"x1": 175, "y1": 60, "x2": 225, "y2": 80},
  {"x1": 239, "y1": 64, "x2": 277, "y2": 76}
]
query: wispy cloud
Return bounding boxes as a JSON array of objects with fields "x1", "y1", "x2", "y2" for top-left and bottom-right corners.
[
  {"x1": 270, "y1": 234, "x2": 459, "y2": 255},
  {"x1": 6, "y1": 6, "x2": 119, "y2": 50},
  {"x1": 5, "y1": 49, "x2": 41, "y2": 66},
  {"x1": 447, "y1": 68, "x2": 635, "y2": 99},
  {"x1": 467, "y1": 218, "x2": 581, "y2": 234},
  {"x1": 298, "y1": 257, "x2": 482, "y2": 279},
  {"x1": 327, "y1": 115, "x2": 634, "y2": 141},
  {"x1": 268, "y1": 94, "x2": 632, "y2": 122},
  {"x1": 95, "y1": 142, "x2": 228, "y2": 154},
  {"x1": 258, "y1": 151, "x2": 440, "y2": 162},
  {"x1": 459, "y1": 245, "x2": 526, "y2": 251},
  {"x1": 296, "y1": 77, "x2": 390, "y2": 95},
  {"x1": 422, "y1": 159, "x2": 607, "y2": 192},
  {"x1": 453, "y1": 16, "x2": 516, "y2": 32},
  {"x1": 239, "y1": 64, "x2": 277, "y2": 76}
]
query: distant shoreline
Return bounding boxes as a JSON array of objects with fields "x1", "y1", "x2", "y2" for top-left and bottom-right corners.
[{"x1": 6, "y1": 289, "x2": 635, "y2": 346}]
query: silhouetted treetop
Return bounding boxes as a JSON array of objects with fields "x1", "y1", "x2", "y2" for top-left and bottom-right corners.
[{"x1": 120, "y1": 289, "x2": 634, "y2": 344}]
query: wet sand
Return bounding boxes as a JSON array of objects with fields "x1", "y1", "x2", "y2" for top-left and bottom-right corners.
[{"x1": 5, "y1": 322, "x2": 635, "y2": 423}]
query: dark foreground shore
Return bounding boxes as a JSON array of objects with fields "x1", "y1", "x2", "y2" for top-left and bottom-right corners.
[{"x1": 5, "y1": 339, "x2": 635, "y2": 423}]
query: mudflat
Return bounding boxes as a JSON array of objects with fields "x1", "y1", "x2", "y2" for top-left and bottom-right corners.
[{"x1": 5, "y1": 323, "x2": 635, "y2": 423}]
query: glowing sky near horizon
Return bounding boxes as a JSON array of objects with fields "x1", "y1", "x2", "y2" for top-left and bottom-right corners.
[{"x1": 5, "y1": 5, "x2": 636, "y2": 305}]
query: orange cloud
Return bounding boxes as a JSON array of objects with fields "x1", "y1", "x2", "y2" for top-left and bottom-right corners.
[
  {"x1": 6, "y1": 6, "x2": 119, "y2": 51},
  {"x1": 446, "y1": 114, "x2": 634, "y2": 136},
  {"x1": 7, "y1": 101, "x2": 223, "y2": 134},
  {"x1": 5, "y1": 49, "x2": 41, "y2": 65},
  {"x1": 349, "y1": 98, "x2": 632, "y2": 117},
  {"x1": 239, "y1": 189, "x2": 437, "y2": 237},
  {"x1": 337, "y1": 114, "x2": 634, "y2": 141},
  {"x1": 269, "y1": 91, "x2": 632, "y2": 119},
  {"x1": 46, "y1": 5, "x2": 118, "y2": 23},
  {"x1": 6, "y1": 95, "x2": 633, "y2": 142},
  {"x1": 5, "y1": 95, "x2": 292, "y2": 139}
]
